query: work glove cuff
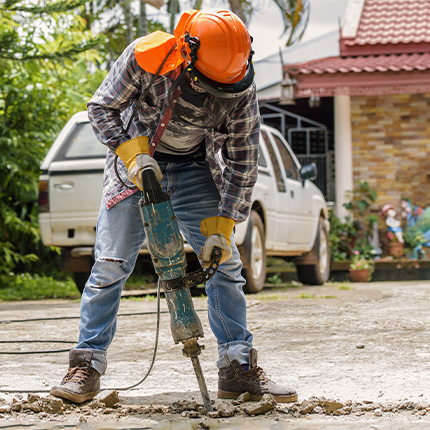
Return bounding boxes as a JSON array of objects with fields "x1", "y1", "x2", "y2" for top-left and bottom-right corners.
[
  {"x1": 116, "y1": 136, "x2": 149, "y2": 170},
  {"x1": 200, "y1": 216, "x2": 235, "y2": 245}
]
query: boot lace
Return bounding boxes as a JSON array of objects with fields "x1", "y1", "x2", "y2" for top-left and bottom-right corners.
[
  {"x1": 62, "y1": 365, "x2": 93, "y2": 385},
  {"x1": 243, "y1": 366, "x2": 270, "y2": 384}
]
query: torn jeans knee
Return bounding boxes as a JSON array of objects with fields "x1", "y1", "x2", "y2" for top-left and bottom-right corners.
[{"x1": 88, "y1": 256, "x2": 131, "y2": 288}]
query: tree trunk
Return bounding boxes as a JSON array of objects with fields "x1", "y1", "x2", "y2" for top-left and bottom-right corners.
[
  {"x1": 139, "y1": 0, "x2": 148, "y2": 36},
  {"x1": 227, "y1": 0, "x2": 249, "y2": 24},
  {"x1": 169, "y1": 0, "x2": 178, "y2": 33},
  {"x1": 193, "y1": 0, "x2": 202, "y2": 9},
  {"x1": 124, "y1": 0, "x2": 134, "y2": 44}
]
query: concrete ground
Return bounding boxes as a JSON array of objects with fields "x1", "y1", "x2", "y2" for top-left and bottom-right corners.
[{"x1": 1, "y1": 280, "x2": 430, "y2": 429}]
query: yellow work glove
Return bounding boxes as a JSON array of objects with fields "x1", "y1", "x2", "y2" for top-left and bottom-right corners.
[
  {"x1": 198, "y1": 216, "x2": 235, "y2": 268},
  {"x1": 116, "y1": 136, "x2": 162, "y2": 189}
]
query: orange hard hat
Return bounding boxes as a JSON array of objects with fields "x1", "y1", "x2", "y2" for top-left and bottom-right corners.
[
  {"x1": 135, "y1": 8, "x2": 253, "y2": 96},
  {"x1": 177, "y1": 9, "x2": 252, "y2": 84}
]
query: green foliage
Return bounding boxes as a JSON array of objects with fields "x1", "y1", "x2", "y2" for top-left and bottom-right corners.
[
  {"x1": 279, "y1": 0, "x2": 310, "y2": 46},
  {"x1": 257, "y1": 294, "x2": 280, "y2": 301},
  {"x1": 227, "y1": 0, "x2": 310, "y2": 47},
  {"x1": 343, "y1": 181, "x2": 378, "y2": 236},
  {"x1": 329, "y1": 181, "x2": 378, "y2": 262},
  {"x1": 337, "y1": 284, "x2": 352, "y2": 290},
  {"x1": 328, "y1": 212, "x2": 356, "y2": 261},
  {"x1": 267, "y1": 273, "x2": 283, "y2": 284},
  {"x1": 294, "y1": 293, "x2": 316, "y2": 299},
  {"x1": 0, "y1": 1, "x2": 103, "y2": 276},
  {"x1": 78, "y1": 0, "x2": 166, "y2": 67},
  {"x1": 0, "y1": 0, "x2": 99, "y2": 61},
  {"x1": 349, "y1": 250, "x2": 375, "y2": 274},
  {"x1": 0, "y1": 273, "x2": 79, "y2": 301}
]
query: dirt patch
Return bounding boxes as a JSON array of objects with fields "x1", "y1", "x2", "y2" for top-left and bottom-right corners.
[{"x1": 1, "y1": 280, "x2": 430, "y2": 428}]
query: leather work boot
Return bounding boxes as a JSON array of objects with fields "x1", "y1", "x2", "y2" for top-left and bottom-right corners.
[
  {"x1": 50, "y1": 349, "x2": 101, "y2": 403},
  {"x1": 218, "y1": 348, "x2": 298, "y2": 403}
]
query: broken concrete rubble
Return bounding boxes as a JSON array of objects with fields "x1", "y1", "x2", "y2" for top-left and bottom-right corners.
[
  {"x1": 243, "y1": 394, "x2": 277, "y2": 416},
  {"x1": 2, "y1": 393, "x2": 430, "y2": 420}
]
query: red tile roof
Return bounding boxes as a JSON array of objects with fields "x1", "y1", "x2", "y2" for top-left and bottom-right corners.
[
  {"x1": 287, "y1": 53, "x2": 430, "y2": 75},
  {"x1": 341, "y1": 0, "x2": 430, "y2": 56},
  {"x1": 350, "y1": 0, "x2": 430, "y2": 45},
  {"x1": 284, "y1": 0, "x2": 430, "y2": 97}
]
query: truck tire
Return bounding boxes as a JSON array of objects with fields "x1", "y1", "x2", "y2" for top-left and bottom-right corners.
[
  {"x1": 242, "y1": 210, "x2": 266, "y2": 293},
  {"x1": 295, "y1": 218, "x2": 330, "y2": 285},
  {"x1": 73, "y1": 272, "x2": 90, "y2": 295}
]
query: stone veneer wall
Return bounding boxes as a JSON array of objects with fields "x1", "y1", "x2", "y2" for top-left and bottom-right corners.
[{"x1": 350, "y1": 92, "x2": 430, "y2": 211}]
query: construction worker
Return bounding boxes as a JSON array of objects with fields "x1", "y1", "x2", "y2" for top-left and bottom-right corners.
[{"x1": 51, "y1": 8, "x2": 298, "y2": 404}]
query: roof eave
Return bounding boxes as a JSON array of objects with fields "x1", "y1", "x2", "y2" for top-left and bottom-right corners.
[
  {"x1": 340, "y1": 40, "x2": 430, "y2": 56},
  {"x1": 293, "y1": 69, "x2": 430, "y2": 98}
]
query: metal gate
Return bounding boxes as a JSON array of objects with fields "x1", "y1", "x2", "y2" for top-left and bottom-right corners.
[{"x1": 260, "y1": 104, "x2": 330, "y2": 199}]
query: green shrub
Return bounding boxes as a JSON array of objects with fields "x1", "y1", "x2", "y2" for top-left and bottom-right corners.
[{"x1": 0, "y1": 273, "x2": 79, "y2": 301}]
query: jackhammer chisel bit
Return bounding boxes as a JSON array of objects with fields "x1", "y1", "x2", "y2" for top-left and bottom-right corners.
[
  {"x1": 138, "y1": 168, "x2": 221, "y2": 411},
  {"x1": 183, "y1": 339, "x2": 213, "y2": 412}
]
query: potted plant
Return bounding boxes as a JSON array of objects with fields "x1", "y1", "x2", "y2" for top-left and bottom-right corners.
[
  {"x1": 386, "y1": 231, "x2": 404, "y2": 257},
  {"x1": 349, "y1": 250, "x2": 374, "y2": 282}
]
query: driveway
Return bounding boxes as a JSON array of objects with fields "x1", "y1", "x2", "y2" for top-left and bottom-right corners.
[{"x1": 1, "y1": 280, "x2": 430, "y2": 429}]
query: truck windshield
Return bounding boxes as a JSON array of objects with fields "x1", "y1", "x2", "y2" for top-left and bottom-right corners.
[{"x1": 55, "y1": 122, "x2": 107, "y2": 161}]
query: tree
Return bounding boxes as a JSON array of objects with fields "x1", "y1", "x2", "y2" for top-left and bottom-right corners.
[
  {"x1": 79, "y1": 0, "x2": 166, "y2": 68},
  {"x1": 228, "y1": 0, "x2": 310, "y2": 47},
  {"x1": 168, "y1": 0, "x2": 309, "y2": 48},
  {"x1": 0, "y1": 0, "x2": 100, "y2": 276}
]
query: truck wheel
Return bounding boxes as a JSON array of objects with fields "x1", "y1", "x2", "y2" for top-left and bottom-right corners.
[
  {"x1": 242, "y1": 211, "x2": 266, "y2": 293},
  {"x1": 295, "y1": 218, "x2": 330, "y2": 285},
  {"x1": 72, "y1": 272, "x2": 90, "y2": 295}
]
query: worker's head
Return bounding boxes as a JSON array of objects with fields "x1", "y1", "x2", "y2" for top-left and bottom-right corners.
[{"x1": 174, "y1": 9, "x2": 254, "y2": 98}]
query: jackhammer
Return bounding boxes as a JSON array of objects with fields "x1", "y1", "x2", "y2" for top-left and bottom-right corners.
[{"x1": 138, "y1": 167, "x2": 221, "y2": 411}]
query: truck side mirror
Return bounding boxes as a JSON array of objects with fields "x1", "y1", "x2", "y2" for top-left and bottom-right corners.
[{"x1": 300, "y1": 162, "x2": 317, "y2": 186}]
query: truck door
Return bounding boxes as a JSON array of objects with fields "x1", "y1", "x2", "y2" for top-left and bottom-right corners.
[
  {"x1": 271, "y1": 133, "x2": 315, "y2": 245},
  {"x1": 260, "y1": 130, "x2": 290, "y2": 248}
]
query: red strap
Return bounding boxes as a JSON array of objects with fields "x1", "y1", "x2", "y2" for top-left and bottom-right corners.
[{"x1": 149, "y1": 88, "x2": 181, "y2": 157}]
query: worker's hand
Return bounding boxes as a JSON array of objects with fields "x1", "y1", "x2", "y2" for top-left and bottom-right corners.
[
  {"x1": 199, "y1": 216, "x2": 235, "y2": 268},
  {"x1": 128, "y1": 153, "x2": 163, "y2": 189},
  {"x1": 116, "y1": 136, "x2": 162, "y2": 189}
]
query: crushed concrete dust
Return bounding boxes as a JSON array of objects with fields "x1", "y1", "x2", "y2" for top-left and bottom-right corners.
[{"x1": 1, "y1": 280, "x2": 430, "y2": 429}]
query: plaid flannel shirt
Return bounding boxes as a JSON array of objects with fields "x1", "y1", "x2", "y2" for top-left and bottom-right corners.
[{"x1": 87, "y1": 39, "x2": 260, "y2": 223}]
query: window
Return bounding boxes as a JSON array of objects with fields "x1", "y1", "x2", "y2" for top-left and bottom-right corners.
[
  {"x1": 273, "y1": 135, "x2": 300, "y2": 181},
  {"x1": 261, "y1": 130, "x2": 285, "y2": 192},
  {"x1": 55, "y1": 122, "x2": 107, "y2": 161},
  {"x1": 258, "y1": 144, "x2": 267, "y2": 167}
]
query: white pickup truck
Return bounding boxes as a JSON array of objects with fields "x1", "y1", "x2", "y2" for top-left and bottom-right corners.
[{"x1": 38, "y1": 111, "x2": 330, "y2": 293}]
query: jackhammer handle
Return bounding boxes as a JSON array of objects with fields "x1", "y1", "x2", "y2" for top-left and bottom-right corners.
[
  {"x1": 160, "y1": 246, "x2": 222, "y2": 291},
  {"x1": 209, "y1": 246, "x2": 222, "y2": 266}
]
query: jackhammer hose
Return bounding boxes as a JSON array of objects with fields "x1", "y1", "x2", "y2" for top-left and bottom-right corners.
[{"x1": 0, "y1": 280, "x2": 163, "y2": 394}]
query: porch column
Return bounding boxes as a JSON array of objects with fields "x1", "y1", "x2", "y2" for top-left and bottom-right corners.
[{"x1": 334, "y1": 93, "x2": 353, "y2": 221}]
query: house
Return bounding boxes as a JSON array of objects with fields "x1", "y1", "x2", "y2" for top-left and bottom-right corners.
[
  {"x1": 254, "y1": 30, "x2": 341, "y2": 204},
  {"x1": 277, "y1": 0, "x2": 430, "y2": 221}
]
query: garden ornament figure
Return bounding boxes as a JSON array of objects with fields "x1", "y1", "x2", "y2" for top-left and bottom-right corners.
[{"x1": 382, "y1": 204, "x2": 404, "y2": 243}]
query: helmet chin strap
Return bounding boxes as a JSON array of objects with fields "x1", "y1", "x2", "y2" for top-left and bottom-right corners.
[{"x1": 188, "y1": 77, "x2": 206, "y2": 93}]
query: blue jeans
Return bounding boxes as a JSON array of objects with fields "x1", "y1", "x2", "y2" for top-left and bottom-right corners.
[{"x1": 77, "y1": 159, "x2": 253, "y2": 374}]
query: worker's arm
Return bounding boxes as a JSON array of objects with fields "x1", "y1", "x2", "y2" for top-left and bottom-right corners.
[
  {"x1": 86, "y1": 40, "x2": 167, "y2": 187},
  {"x1": 199, "y1": 85, "x2": 260, "y2": 267},
  {"x1": 217, "y1": 83, "x2": 260, "y2": 224},
  {"x1": 86, "y1": 41, "x2": 144, "y2": 151}
]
